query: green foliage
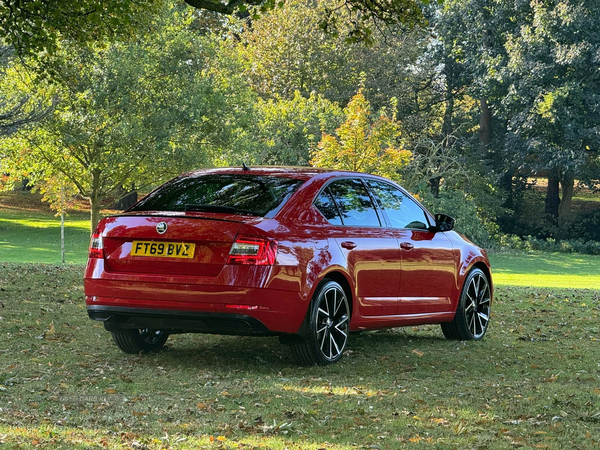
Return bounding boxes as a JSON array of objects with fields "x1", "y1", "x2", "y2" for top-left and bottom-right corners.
[
  {"x1": 0, "y1": 0, "x2": 160, "y2": 59},
  {"x1": 437, "y1": 0, "x2": 600, "y2": 225},
  {"x1": 0, "y1": 49, "x2": 56, "y2": 137},
  {"x1": 311, "y1": 89, "x2": 411, "y2": 182},
  {"x1": 34, "y1": 174, "x2": 79, "y2": 217},
  {"x1": 229, "y1": 0, "x2": 439, "y2": 119},
  {"x1": 215, "y1": 91, "x2": 343, "y2": 167},
  {"x1": 569, "y1": 209, "x2": 600, "y2": 243},
  {"x1": 418, "y1": 188, "x2": 499, "y2": 248},
  {"x1": 1, "y1": 4, "x2": 243, "y2": 229},
  {"x1": 498, "y1": 235, "x2": 600, "y2": 256},
  {"x1": 184, "y1": 0, "x2": 427, "y2": 45}
]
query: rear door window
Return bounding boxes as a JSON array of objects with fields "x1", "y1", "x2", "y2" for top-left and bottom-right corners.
[
  {"x1": 326, "y1": 179, "x2": 381, "y2": 227},
  {"x1": 131, "y1": 174, "x2": 304, "y2": 217}
]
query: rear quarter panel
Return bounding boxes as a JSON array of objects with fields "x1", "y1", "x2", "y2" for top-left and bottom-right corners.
[{"x1": 265, "y1": 176, "x2": 357, "y2": 329}]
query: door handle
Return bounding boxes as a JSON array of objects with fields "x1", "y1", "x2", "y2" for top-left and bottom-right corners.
[
  {"x1": 400, "y1": 242, "x2": 414, "y2": 250},
  {"x1": 341, "y1": 241, "x2": 357, "y2": 250}
]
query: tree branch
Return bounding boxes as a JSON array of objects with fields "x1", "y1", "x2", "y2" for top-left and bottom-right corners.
[
  {"x1": 183, "y1": 0, "x2": 247, "y2": 15},
  {"x1": 0, "y1": 95, "x2": 57, "y2": 137}
]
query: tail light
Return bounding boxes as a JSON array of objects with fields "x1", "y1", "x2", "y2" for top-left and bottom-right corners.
[
  {"x1": 89, "y1": 225, "x2": 104, "y2": 259},
  {"x1": 227, "y1": 235, "x2": 277, "y2": 266}
]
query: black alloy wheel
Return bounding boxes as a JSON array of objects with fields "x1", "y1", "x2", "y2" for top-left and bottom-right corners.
[
  {"x1": 441, "y1": 268, "x2": 491, "y2": 340},
  {"x1": 291, "y1": 280, "x2": 350, "y2": 365},
  {"x1": 111, "y1": 328, "x2": 169, "y2": 353}
]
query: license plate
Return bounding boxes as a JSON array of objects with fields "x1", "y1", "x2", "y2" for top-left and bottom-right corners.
[{"x1": 131, "y1": 241, "x2": 196, "y2": 259}]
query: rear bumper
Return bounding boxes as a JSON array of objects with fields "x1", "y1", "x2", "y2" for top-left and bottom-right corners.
[
  {"x1": 88, "y1": 305, "x2": 274, "y2": 336},
  {"x1": 84, "y1": 262, "x2": 309, "y2": 334}
]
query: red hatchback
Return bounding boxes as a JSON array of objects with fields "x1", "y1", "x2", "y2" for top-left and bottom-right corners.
[{"x1": 85, "y1": 167, "x2": 492, "y2": 364}]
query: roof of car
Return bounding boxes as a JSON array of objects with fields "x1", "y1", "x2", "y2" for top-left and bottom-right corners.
[{"x1": 184, "y1": 166, "x2": 369, "y2": 181}]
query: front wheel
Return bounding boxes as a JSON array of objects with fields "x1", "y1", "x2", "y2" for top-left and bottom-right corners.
[
  {"x1": 441, "y1": 268, "x2": 491, "y2": 340},
  {"x1": 111, "y1": 328, "x2": 169, "y2": 353},
  {"x1": 291, "y1": 280, "x2": 350, "y2": 365}
]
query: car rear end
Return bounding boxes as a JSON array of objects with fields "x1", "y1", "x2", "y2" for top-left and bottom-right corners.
[{"x1": 84, "y1": 171, "x2": 309, "y2": 337}]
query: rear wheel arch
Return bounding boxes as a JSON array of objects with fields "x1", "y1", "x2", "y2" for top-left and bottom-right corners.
[
  {"x1": 293, "y1": 270, "x2": 354, "y2": 339},
  {"x1": 318, "y1": 271, "x2": 354, "y2": 319},
  {"x1": 289, "y1": 278, "x2": 351, "y2": 364}
]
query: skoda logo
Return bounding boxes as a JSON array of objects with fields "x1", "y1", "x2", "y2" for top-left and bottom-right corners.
[{"x1": 156, "y1": 222, "x2": 168, "y2": 234}]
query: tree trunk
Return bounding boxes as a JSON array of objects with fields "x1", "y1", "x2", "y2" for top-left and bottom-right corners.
[
  {"x1": 61, "y1": 210, "x2": 65, "y2": 264},
  {"x1": 90, "y1": 198, "x2": 102, "y2": 233},
  {"x1": 500, "y1": 169, "x2": 513, "y2": 209},
  {"x1": 441, "y1": 87, "x2": 454, "y2": 138},
  {"x1": 558, "y1": 170, "x2": 575, "y2": 221},
  {"x1": 545, "y1": 169, "x2": 560, "y2": 222},
  {"x1": 479, "y1": 99, "x2": 491, "y2": 147},
  {"x1": 432, "y1": 55, "x2": 455, "y2": 198},
  {"x1": 89, "y1": 169, "x2": 102, "y2": 233},
  {"x1": 60, "y1": 184, "x2": 65, "y2": 264},
  {"x1": 429, "y1": 176, "x2": 442, "y2": 197}
]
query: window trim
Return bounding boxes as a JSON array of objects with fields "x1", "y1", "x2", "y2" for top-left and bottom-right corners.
[
  {"x1": 363, "y1": 178, "x2": 435, "y2": 231},
  {"x1": 312, "y1": 176, "x2": 383, "y2": 228}
]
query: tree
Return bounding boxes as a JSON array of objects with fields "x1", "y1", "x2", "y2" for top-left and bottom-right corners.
[
  {"x1": 2, "y1": 6, "x2": 239, "y2": 231},
  {"x1": 226, "y1": 0, "x2": 443, "y2": 132},
  {"x1": 0, "y1": 46, "x2": 57, "y2": 138},
  {"x1": 0, "y1": 0, "x2": 159, "y2": 59},
  {"x1": 311, "y1": 89, "x2": 411, "y2": 181},
  {"x1": 215, "y1": 91, "x2": 343, "y2": 167},
  {"x1": 500, "y1": 0, "x2": 600, "y2": 223},
  {"x1": 36, "y1": 173, "x2": 79, "y2": 264},
  {"x1": 183, "y1": 0, "x2": 426, "y2": 43},
  {"x1": 436, "y1": 0, "x2": 600, "y2": 226},
  {"x1": 0, "y1": 1, "x2": 161, "y2": 139}
]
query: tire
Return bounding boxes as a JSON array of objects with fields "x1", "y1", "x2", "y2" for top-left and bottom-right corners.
[
  {"x1": 111, "y1": 328, "x2": 169, "y2": 353},
  {"x1": 441, "y1": 268, "x2": 491, "y2": 340},
  {"x1": 291, "y1": 280, "x2": 350, "y2": 365}
]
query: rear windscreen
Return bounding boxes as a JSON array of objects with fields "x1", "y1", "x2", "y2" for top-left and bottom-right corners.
[{"x1": 130, "y1": 174, "x2": 304, "y2": 217}]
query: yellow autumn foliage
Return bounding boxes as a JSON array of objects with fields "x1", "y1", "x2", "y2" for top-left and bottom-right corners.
[{"x1": 310, "y1": 89, "x2": 411, "y2": 182}]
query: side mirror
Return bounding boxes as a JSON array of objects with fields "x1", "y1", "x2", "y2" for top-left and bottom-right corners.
[{"x1": 435, "y1": 214, "x2": 455, "y2": 232}]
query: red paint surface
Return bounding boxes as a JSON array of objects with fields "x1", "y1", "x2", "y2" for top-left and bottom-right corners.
[{"x1": 84, "y1": 167, "x2": 492, "y2": 335}]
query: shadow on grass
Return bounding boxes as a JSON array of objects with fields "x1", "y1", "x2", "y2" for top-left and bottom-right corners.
[{"x1": 110, "y1": 330, "x2": 451, "y2": 375}]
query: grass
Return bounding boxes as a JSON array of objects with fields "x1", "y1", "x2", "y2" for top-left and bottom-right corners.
[
  {"x1": 489, "y1": 252, "x2": 600, "y2": 289},
  {"x1": 573, "y1": 191, "x2": 600, "y2": 204},
  {"x1": 0, "y1": 192, "x2": 92, "y2": 264},
  {"x1": 1, "y1": 264, "x2": 600, "y2": 449},
  {"x1": 1, "y1": 191, "x2": 600, "y2": 448}
]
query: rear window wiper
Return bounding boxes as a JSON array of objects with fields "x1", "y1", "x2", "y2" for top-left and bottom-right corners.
[{"x1": 184, "y1": 204, "x2": 259, "y2": 216}]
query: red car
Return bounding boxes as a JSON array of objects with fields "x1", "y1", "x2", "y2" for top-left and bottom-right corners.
[{"x1": 85, "y1": 167, "x2": 492, "y2": 365}]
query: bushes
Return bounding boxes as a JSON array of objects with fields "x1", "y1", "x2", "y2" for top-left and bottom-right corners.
[
  {"x1": 496, "y1": 235, "x2": 600, "y2": 255},
  {"x1": 423, "y1": 189, "x2": 600, "y2": 255},
  {"x1": 418, "y1": 189, "x2": 500, "y2": 248},
  {"x1": 565, "y1": 209, "x2": 600, "y2": 242}
]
